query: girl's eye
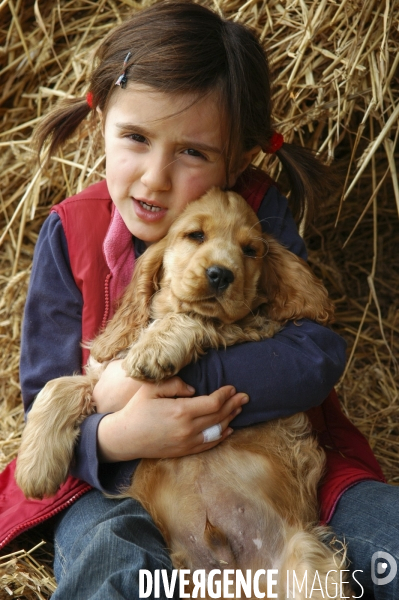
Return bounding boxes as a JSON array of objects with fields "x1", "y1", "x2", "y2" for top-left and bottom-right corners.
[
  {"x1": 127, "y1": 133, "x2": 147, "y2": 144},
  {"x1": 187, "y1": 231, "x2": 205, "y2": 242},
  {"x1": 243, "y1": 245, "x2": 257, "y2": 257},
  {"x1": 184, "y1": 148, "x2": 206, "y2": 159}
]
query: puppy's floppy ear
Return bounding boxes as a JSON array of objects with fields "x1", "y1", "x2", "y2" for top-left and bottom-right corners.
[
  {"x1": 90, "y1": 236, "x2": 168, "y2": 362},
  {"x1": 259, "y1": 234, "x2": 335, "y2": 325}
]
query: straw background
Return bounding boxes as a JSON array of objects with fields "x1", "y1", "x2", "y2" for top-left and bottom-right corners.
[{"x1": 0, "y1": 0, "x2": 398, "y2": 597}]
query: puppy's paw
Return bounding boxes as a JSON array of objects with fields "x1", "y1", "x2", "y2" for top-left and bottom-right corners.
[
  {"x1": 15, "y1": 454, "x2": 67, "y2": 500},
  {"x1": 122, "y1": 343, "x2": 177, "y2": 382}
]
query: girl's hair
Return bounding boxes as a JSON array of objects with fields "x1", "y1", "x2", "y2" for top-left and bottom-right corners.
[{"x1": 36, "y1": 1, "x2": 335, "y2": 223}]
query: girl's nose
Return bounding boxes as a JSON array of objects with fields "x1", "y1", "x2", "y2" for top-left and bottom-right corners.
[{"x1": 140, "y1": 153, "x2": 172, "y2": 192}]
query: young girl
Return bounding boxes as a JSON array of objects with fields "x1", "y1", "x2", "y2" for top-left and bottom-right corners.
[{"x1": 8, "y1": 2, "x2": 397, "y2": 599}]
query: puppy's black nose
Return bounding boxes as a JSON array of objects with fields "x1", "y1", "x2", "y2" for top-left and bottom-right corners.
[{"x1": 206, "y1": 266, "x2": 235, "y2": 291}]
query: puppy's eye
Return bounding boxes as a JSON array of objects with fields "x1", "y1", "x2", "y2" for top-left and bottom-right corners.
[
  {"x1": 187, "y1": 231, "x2": 205, "y2": 243},
  {"x1": 243, "y1": 245, "x2": 257, "y2": 257}
]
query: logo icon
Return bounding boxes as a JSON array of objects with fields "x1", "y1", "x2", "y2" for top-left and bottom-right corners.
[{"x1": 371, "y1": 551, "x2": 397, "y2": 586}]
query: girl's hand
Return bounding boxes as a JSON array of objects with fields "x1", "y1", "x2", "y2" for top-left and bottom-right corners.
[
  {"x1": 93, "y1": 359, "x2": 143, "y2": 413},
  {"x1": 97, "y1": 377, "x2": 249, "y2": 463}
]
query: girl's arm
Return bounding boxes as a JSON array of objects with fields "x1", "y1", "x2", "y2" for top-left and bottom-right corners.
[
  {"x1": 179, "y1": 320, "x2": 346, "y2": 427},
  {"x1": 20, "y1": 214, "x2": 83, "y2": 412}
]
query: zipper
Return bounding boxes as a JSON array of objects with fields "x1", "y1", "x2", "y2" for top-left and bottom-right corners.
[
  {"x1": 101, "y1": 273, "x2": 112, "y2": 330},
  {"x1": 0, "y1": 484, "x2": 91, "y2": 550}
]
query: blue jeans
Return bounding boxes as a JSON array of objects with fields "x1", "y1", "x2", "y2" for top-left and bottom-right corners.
[
  {"x1": 329, "y1": 481, "x2": 399, "y2": 600},
  {"x1": 53, "y1": 481, "x2": 399, "y2": 599},
  {"x1": 52, "y1": 489, "x2": 178, "y2": 600}
]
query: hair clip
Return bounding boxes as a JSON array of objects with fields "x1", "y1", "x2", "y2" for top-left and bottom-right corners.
[
  {"x1": 264, "y1": 131, "x2": 284, "y2": 154},
  {"x1": 115, "y1": 52, "x2": 132, "y2": 89},
  {"x1": 86, "y1": 91, "x2": 94, "y2": 110}
]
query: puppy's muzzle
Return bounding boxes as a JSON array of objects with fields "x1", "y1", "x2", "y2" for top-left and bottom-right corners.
[{"x1": 206, "y1": 265, "x2": 235, "y2": 292}]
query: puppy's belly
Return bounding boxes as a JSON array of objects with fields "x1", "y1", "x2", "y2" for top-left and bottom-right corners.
[
  {"x1": 171, "y1": 466, "x2": 286, "y2": 572},
  {"x1": 132, "y1": 438, "x2": 288, "y2": 572}
]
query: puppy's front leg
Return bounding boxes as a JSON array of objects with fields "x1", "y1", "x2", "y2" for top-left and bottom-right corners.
[{"x1": 123, "y1": 314, "x2": 218, "y2": 382}]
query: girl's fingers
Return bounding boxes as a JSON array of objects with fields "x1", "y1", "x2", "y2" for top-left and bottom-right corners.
[
  {"x1": 192, "y1": 392, "x2": 249, "y2": 432},
  {"x1": 110, "y1": 378, "x2": 249, "y2": 461},
  {"x1": 137, "y1": 378, "x2": 247, "y2": 423},
  {"x1": 192, "y1": 404, "x2": 243, "y2": 447},
  {"x1": 144, "y1": 379, "x2": 237, "y2": 410},
  {"x1": 190, "y1": 424, "x2": 234, "y2": 454},
  {"x1": 137, "y1": 377, "x2": 196, "y2": 400},
  {"x1": 137, "y1": 378, "x2": 248, "y2": 441},
  {"x1": 192, "y1": 385, "x2": 241, "y2": 416}
]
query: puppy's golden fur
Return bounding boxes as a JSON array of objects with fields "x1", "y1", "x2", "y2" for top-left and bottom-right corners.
[{"x1": 16, "y1": 189, "x2": 350, "y2": 598}]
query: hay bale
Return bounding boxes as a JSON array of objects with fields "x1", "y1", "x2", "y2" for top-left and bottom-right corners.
[{"x1": 0, "y1": 0, "x2": 398, "y2": 596}]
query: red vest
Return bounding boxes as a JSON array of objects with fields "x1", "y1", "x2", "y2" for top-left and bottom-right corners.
[{"x1": 0, "y1": 174, "x2": 384, "y2": 550}]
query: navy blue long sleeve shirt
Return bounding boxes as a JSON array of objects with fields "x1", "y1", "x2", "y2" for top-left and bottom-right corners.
[{"x1": 20, "y1": 185, "x2": 347, "y2": 493}]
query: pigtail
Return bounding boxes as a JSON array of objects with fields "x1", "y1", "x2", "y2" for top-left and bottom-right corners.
[
  {"x1": 274, "y1": 142, "x2": 339, "y2": 225},
  {"x1": 35, "y1": 97, "x2": 92, "y2": 163}
]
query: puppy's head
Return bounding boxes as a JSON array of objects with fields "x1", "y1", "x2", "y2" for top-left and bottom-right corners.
[
  {"x1": 158, "y1": 188, "x2": 266, "y2": 323},
  {"x1": 157, "y1": 187, "x2": 334, "y2": 326}
]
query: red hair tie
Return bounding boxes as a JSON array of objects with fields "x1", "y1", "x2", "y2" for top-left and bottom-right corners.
[
  {"x1": 86, "y1": 91, "x2": 94, "y2": 110},
  {"x1": 264, "y1": 131, "x2": 284, "y2": 154}
]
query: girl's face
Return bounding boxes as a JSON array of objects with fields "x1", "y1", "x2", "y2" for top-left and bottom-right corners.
[{"x1": 102, "y1": 85, "x2": 253, "y2": 244}]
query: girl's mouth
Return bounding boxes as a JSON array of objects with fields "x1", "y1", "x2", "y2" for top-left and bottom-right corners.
[
  {"x1": 139, "y1": 200, "x2": 162, "y2": 213},
  {"x1": 133, "y1": 198, "x2": 167, "y2": 222}
]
